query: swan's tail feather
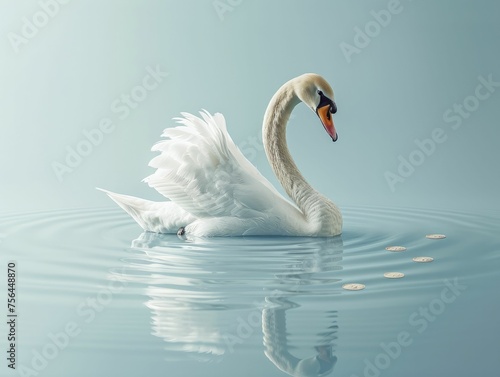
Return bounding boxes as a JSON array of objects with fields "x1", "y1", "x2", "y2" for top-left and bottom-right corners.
[
  {"x1": 96, "y1": 188, "x2": 154, "y2": 230},
  {"x1": 97, "y1": 188, "x2": 196, "y2": 233}
]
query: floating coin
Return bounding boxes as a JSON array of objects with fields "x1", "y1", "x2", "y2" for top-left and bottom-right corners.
[
  {"x1": 385, "y1": 246, "x2": 407, "y2": 252},
  {"x1": 426, "y1": 234, "x2": 446, "y2": 239},
  {"x1": 384, "y1": 272, "x2": 405, "y2": 279},
  {"x1": 413, "y1": 256, "x2": 434, "y2": 263},
  {"x1": 342, "y1": 283, "x2": 365, "y2": 291}
]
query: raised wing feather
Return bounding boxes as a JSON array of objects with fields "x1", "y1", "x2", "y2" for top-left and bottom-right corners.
[{"x1": 143, "y1": 111, "x2": 292, "y2": 219}]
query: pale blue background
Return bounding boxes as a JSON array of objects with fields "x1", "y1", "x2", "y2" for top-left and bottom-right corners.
[{"x1": 1, "y1": 0, "x2": 499, "y2": 214}]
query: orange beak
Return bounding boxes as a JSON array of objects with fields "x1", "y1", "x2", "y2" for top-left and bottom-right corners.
[{"x1": 316, "y1": 104, "x2": 338, "y2": 142}]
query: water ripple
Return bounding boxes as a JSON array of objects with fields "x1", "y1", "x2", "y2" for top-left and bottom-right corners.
[{"x1": 1, "y1": 206, "x2": 499, "y2": 370}]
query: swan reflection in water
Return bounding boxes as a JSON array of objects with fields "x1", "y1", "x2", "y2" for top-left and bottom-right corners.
[
  {"x1": 263, "y1": 297, "x2": 338, "y2": 377},
  {"x1": 112, "y1": 233, "x2": 343, "y2": 375}
]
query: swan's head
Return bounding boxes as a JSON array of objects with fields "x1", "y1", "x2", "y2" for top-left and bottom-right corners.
[{"x1": 294, "y1": 73, "x2": 338, "y2": 142}]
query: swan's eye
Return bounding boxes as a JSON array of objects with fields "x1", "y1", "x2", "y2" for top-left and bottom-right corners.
[
  {"x1": 330, "y1": 101, "x2": 337, "y2": 114},
  {"x1": 317, "y1": 90, "x2": 323, "y2": 96}
]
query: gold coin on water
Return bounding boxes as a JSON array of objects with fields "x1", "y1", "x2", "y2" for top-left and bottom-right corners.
[
  {"x1": 426, "y1": 234, "x2": 446, "y2": 239},
  {"x1": 412, "y1": 256, "x2": 434, "y2": 263},
  {"x1": 342, "y1": 283, "x2": 365, "y2": 291},
  {"x1": 385, "y1": 246, "x2": 407, "y2": 252},
  {"x1": 384, "y1": 272, "x2": 405, "y2": 279}
]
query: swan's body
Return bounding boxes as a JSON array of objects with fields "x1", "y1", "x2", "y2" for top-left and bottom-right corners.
[{"x1": 101, "y1": 73, "x2": 342, "y2": 237}]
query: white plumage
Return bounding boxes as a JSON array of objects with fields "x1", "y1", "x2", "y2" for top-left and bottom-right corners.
[{"x1": 100, "y1": 73, "x2": 342, "y2": 237}]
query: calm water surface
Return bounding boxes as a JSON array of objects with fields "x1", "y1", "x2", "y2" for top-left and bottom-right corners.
[{"x1": 1, "y1": 206, "x2": 499, "y2": 377}]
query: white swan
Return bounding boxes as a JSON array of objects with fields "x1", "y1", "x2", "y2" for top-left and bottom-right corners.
[{"x1": 100, "y1": 73, "x2": 342, "y2": 237}]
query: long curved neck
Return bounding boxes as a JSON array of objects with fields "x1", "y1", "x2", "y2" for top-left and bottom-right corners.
[{"x1": 262, "y1": 84, "x2": 320, "y2": 220}]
